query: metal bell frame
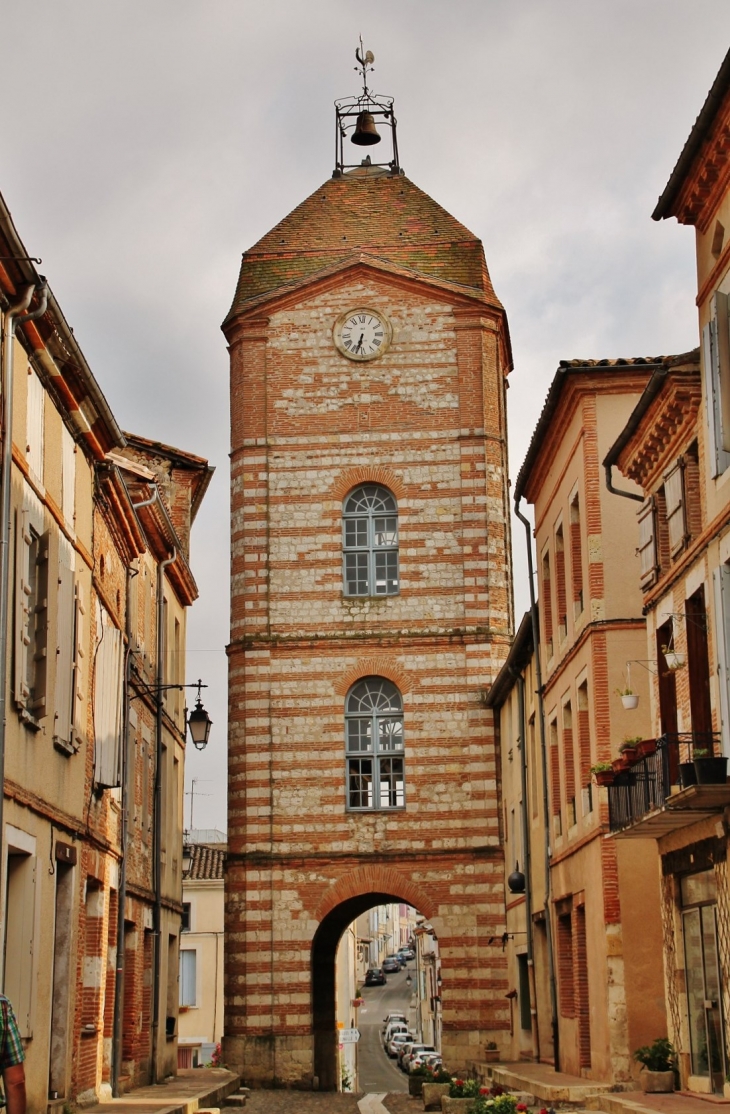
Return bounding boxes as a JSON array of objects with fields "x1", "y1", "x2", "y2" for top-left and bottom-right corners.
[{"x1": 333, "y1": 42, "x2": 401, "y2": 177}]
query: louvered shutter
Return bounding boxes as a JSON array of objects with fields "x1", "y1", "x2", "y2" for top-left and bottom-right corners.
[
  {"x1": 664, "y1": 461, "x2": 687, "y2": 557},
  {"x1": 637, "y1": 498, "x2": 658, "y2": 589},
  {"x1": 94, "y1": 602, "x2": 124, "y2": 788},
  {"x1": 703, "y1": 318, "x2": 730, "y2": 476},
  {"x1": 713, "y1": 291, "x2": 730, "y2": 451},
  {"x1": 71, "y1": 581, "x2": 85, "y2": 743},
  {"x1": 14, "y1": 510, "x2": 31, "y2": 707},
  {"x1": 714, "y1": 565, "x2": 730, "y2": 758},
  {"x1": 53, "y1": 538, "x2": 75, "y2": 752}
]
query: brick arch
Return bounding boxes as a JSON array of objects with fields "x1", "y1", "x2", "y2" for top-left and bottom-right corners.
[
  {"x1": 334, "y1": 657, "x2": 413, "y2": 697},
  {"x1": 315, "y1": 864, "x2": 435, "y2": 923},
  {"x1": 332, "y1": 466, "x2": 406, "y2": 502}
]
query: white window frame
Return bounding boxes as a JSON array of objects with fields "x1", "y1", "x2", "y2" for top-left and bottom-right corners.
[
  {"x1": 179, "y1": 948, "x2": 197, "y2": 1007},
  {"x1": 703, "y1": 295, "x2": 730, "y2": 477},
  {"x1": 342, "y1": 485, "x2": 399, "y2": 597},
  {"x1": 345, "y1": 677, "x2": 405, "y2": 811}
]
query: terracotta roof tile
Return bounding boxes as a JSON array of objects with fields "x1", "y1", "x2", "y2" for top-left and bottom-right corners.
[
  {"x1": 224, "y1": 171, "x2": 499, "y2": 323},
  {"x1": 186, "y1": 844, "x2": 225, "y2": 880}
]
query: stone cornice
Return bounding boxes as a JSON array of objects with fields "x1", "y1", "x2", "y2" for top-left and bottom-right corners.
[
  {"x1": 671, "y1": 103, "x2": 730, "y2": 231},
  {"x1": 615, "y1": 373, "x2": 702, "y2": 489}
]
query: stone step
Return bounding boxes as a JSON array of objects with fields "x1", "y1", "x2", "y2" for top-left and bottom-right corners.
[
  {"x1": 224, "y1": 1096, "x2": 247, "y2": 1107},
  {"x1": 486, "y1": 1066, "x2": 635, "y2": 1106}
]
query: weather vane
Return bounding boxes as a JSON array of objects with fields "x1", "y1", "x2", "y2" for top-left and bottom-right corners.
[{"x1": 354, "y1": 35, "x2": 375, "y2": 97}]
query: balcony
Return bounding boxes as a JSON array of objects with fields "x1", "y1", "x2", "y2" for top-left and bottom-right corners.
[{"x1": 607, "y1": 733, "x2": 730, "y2": 838}]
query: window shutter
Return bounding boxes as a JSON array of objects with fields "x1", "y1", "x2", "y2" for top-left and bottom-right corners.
[
  {"x1": 61, "y1": 425, "x2": 75, "y2": 527},
  {"x1": 637, "y1": 498, "x2": 658, "y2": 589},
  {"x1": 71, "y1": 581, "x2": 85, "y2": 743},
  {"x1": 94, "y1": 602, "x2": 124, "y2": 788},
  {"x1": 664, "y1": 460, "x2": 687, "y2": 557},
  {"x1": 25, "y1": 366, "x2": 44, "y2": 483},
  {"x1": 14, "y1": 510, "x2": 32, "y2": 707},
  {"x1": 53, "y1": 538, "x2": 75, "y2": 753},
  {"x1": 31, "y1": 533, "x2": 49, "y2": 716},
  {"x1": 703, "y1": 318, "x2": 730, "y2": 476},
  {"x1": 713, "y1": 565, "x2": 730, "y2": 757},
  {"x1": 713, "y1": 291, "x2": 730, "y2": 451}
]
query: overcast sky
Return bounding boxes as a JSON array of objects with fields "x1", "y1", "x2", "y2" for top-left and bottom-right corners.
[{"x1": 2, "y1": 2, "x2": 727, "y2": 831}]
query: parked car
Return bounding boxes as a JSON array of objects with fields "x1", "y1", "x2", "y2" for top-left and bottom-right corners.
[
  {"x1": 397, "y1": 947, "x2": 415, "y2": 962},
  {"x1": 409, "y1": 1051, "x2": 440, "y2": 1072},
  {"x1": 382, "y1": 1011, "x2": 408, "y2": 1030},
  {"x1": 383, "y1": 1022, "x2": 409, "y2": 1047},
  {"x1": 402, "y1": 1044, "x2": 436, "y2": 1072},
  {"x1": 397, "y1": 1041, "x2": 419, "y2": 1068},
  {"x1": 365, "y1": 967, "x2": 387, "y2": 986},
  {"x1": 382, "y1": 955, "x2": 401, "y2": 973},
  {"x1": 387, "y1": 1033, "x2": 413, "y2": 1058}
]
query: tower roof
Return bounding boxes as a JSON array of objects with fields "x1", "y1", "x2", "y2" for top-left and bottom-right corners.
[{"x1": 224, "y1": 171, "x2": 500, "y2": 325}]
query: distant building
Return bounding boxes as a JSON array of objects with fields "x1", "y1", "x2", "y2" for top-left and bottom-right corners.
[{"x1": 179, "y1": 841, "x2": 226, "y2": 1068}]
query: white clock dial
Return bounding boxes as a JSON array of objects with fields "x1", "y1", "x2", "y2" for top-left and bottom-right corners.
[{"x1": 333, "y1": 308, "x2": 392, "y2": 361}]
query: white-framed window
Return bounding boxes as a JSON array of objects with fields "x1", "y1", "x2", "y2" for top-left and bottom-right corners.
[
  {"x1": 345, "y1": 677, "x2": 404, "y2": 810},
  {"x1": 179, "y1": 948, "x2": 197, "y2": 1007},
  {"x1": 343, "y1": 485, "x2": 399, "y2": 596},
  {"x1": 664, "y1": 461, "x2": 687, "y2": 557},
  {"x1": 93, "y1": 601, "x2": 124, "y2": 788}
]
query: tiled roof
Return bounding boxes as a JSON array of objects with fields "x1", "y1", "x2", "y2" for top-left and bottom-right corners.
[
  {"x1": 514, "y1": 356, "x2": 672, "y2": 502},
  {"x1": 224, "y1": 171, "x2": 500, "y2": 324},
  {"x1": 186, "y1": 844, "x2": 225, "y2": 880}
]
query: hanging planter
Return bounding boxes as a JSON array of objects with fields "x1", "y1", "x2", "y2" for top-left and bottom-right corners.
[
  {"x1": 663, "y1": 650, "x2": 686, "y2": 671},
  {"x1": 620, "y1": 692, "x2": 639, "y2": 710}
]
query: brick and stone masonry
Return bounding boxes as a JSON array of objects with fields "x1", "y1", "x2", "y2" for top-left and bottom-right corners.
[{"x1": 223, "y1": 168, "x2": 514, "y2": 1087}]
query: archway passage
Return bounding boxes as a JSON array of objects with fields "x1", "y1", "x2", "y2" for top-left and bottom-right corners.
[{"x1": 313, "y1": 891, "x2": 411, "y2": 1091}]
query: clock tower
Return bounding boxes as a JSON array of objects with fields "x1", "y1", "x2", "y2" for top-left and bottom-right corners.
[{"x1": 224, "y1": 53, "x2": 514, "y2": 1088}]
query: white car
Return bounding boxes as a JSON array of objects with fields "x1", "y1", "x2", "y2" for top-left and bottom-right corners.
[
  {"x1": 383, "y1": 1022, "x2": 409, "y2": 1045},
  {"x1": 387, "y1": 1033, "x2": 413, "y2": 1058},
  {"x1": 402, "y1": 1044, "x2": 436, "y2": 1071}
]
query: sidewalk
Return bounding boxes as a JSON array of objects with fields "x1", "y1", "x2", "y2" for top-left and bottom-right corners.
[{"x1": 80, "y1": 1068, "x2": 240, "y2": 1114}]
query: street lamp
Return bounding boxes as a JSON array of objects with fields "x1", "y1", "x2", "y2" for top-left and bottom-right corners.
[
  {"x1": 186, "y1": 680, "x2": 213, "y2": 750},
  {"x1": 405, "y1": 969, "x2": 413, "y2": 988}
]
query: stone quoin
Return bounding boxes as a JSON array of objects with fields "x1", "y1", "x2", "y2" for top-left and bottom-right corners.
[{"x1": 223, "y1": 134, "x2": 514, "y2": 1087}]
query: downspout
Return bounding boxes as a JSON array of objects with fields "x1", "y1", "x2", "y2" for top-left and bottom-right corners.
[
  {"x1": 112, "y1": 562, "x2": 137, "y2": 1096},
  {"x1": 0, "y1": 281, "x2": 46, "y2": 962},
  {"x1": 510, "y1": 668, "x2": 538, "y2": 1061},
  {"x1": 514, "y1": 495, "x2": 560, "y2": 1071},
  {"x1": 132, "y1": 485, "x2": 178, "y2": 1083},
  {"x1": 604, "y1": 463, "x2": 644, "y2": 504}
]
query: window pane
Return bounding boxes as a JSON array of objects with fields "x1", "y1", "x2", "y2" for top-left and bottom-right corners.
[
  {"x1": 347, "y1": 678, "x2": 402, "y2": 714},
  {"x1": 348, "y1": 758, "x2": 373, "y2": 808},
  {"x1": 373, "y1": 516, "x2": 398, "y2": 547},
  {"x1": 180, "y1": 950, "x2": 197, "y2": 1007},
  {"x1": 374, "y1": 550, "x2": 399, "y2": 594},
  {"x1": 378, "y1": 757, "x2": 405, "y2": 808},
  {"x1": 344, "y1": 552, "x2": 369, "y2": 596},
  {"x1": 379, "y1": 717, "x2": 403, "y2": 751},
  {"x1": 347, "y1": 717, "x2": 372, "y2": 752},
  {"x1": 344, "y1": 519, "x2": 368, "y2": 548}
]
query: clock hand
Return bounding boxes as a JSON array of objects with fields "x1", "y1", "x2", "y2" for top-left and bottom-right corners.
[{"x1": 355, "y1": 333, "x2": 364, "y2": 353}]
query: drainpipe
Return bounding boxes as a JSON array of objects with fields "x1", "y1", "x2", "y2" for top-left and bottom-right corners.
[
  {"x1": 112, "y1": 562, "x2": 137, "y2": 1096},
  {"x1": 604, "y1": 463, "x2": 643, "y2": 504},
  {"x1": 132, "y1": 486, "x2": 177, "y2": 1083},
  {"x1": 0, "y1": 281, "x2": 47, "y2": 961},
  {"x1": 510, "y1": 667, "x2": 539, "y2": 1061},
  {"x1": 514, "y1": 496, "x2": 560, "y2": 1072}
]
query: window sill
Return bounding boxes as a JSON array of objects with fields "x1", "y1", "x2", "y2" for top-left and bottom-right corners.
[
  {"x1": 18, "y1": 707, "x2": 42, "y2": 732},
  {"x1": 346, "y1": 806, "x2": 406, "y2": 814}
]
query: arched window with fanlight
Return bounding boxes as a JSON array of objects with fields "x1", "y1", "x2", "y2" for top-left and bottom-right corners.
[
  {"x1": 342, "y1": 485, "x2": 399, "y2": 596},
  {"x1": 345, "y1": 677, "x2": 404, "y2": 810}
]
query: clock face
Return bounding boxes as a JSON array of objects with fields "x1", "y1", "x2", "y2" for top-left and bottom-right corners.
[{"x1": 333, "y1": 307, "x2": 392, "y2": 361}]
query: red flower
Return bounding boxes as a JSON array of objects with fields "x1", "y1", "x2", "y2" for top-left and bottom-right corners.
[
  {"x1": 455, "y1": 1081, "x2": 464, "y2": 1088},
  {"x1": 480, "y1": 1088, "x2": 490, "y2": 1095},
  {"x1": 517, "y1": 1106, "x2": 527, "y2": 1111}
]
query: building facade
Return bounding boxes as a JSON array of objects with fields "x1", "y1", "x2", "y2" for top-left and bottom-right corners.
[
  {"x1": 0, "y1": 189, "x2": 211, "y2": 1108},
  {"x1": 599, "y1": 46, "x2": 730, "y2": 1094},
  {"x1": 224, "y1": 103, "x2": 514, "y2": 1087},
  {"x1": 504, "y1": 362, "x2": 668, "y2": 1080},
  {"x1": 179, "y1": 840, "x2": 226, "y2": 1068}
]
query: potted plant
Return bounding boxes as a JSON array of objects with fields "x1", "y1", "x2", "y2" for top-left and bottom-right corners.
[
  {"x1": 410, "y1": 1066, "x2": 430, "y2": 1097},
  {"x1": 423, "y1": 1071, "x2": 452, "y2": 1111},
  {"x1": 619, "y1": 737, "x2": 643, "y2": 763},
  {"x1": 616, "y1": 685, "x2": 639, "y2": 710},
  {"x1": 483, "y1": 1039, "x2": 500, "y2": 1063},
  {"x1": 636, "y1": 738, "x2": 657, "y2": 758},
  {"x1": 693, "y1": 746, "x2": 728, "y2": 785},
  {"x1": 633, "y1": 1037, "x2": 676, "y2": 1093},
  {"x1": 443, "y1": 1077, "x2": 480, "y2": 1114},
  {"x1": 661, "y1": 645, "x2": 686, "y2": 671},
  {"x1": 591, "y1": 762, "x2": 614, "y2": 787}
]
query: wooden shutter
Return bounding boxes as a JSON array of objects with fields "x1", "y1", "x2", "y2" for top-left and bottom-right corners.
[
  {"x1": 53, "y1": 538, "x2": 75, "y2": 753},
  {"x1": 61, "y1": 424, "x2": 75, "y2": 527},
  {"x1": 14, "y1": 510, "x2": 32, "y2": 708},
  {"x1": 664, "y1": 460, "x2": 687, "y2": 557},
  {"x1": 31, "y1": 533, "x2": 49, "y2": 716},
  {"x1": 25, "y1": 366, "x2": 44, "y2": 482},
  {"x1": 703, "y1": 319, "x2": 730, "y2": 476},
  {"x1": 71, "y1": 580, "x2": 85, "y2": 743},
  {"x1": 713, "y1": 565, "x2": 730, "y2": 757},
  {"x1": 94, "y1": 602, "x2": 124, "y2": 788},
  {"x1": 713, "y1": 291, "x2": 730, "y2": 451},
  {"x1": 637, "y1": 498, "x2": 658, "y2": 589}
]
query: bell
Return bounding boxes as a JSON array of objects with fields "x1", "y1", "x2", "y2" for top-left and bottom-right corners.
[{"x1": 351, "y1": 111, "x2": 381, "y2": 146}]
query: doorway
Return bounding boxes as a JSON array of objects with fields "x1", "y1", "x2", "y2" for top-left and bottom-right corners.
[{"x1": 681, "y1": 870, "x2": 726, "y2": 1092}]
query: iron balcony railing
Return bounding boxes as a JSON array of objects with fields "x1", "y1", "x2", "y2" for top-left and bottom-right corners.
[{"x1": 607, "y1": 732, "x2": 722, "y2": 834}]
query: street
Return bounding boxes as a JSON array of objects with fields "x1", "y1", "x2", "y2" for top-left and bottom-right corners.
[{"x1": 355, "y1": 967, "x2": 414, "y2": 1093}]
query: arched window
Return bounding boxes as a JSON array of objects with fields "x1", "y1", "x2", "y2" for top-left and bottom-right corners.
[
  {"x1": 345, "y1": 677, "x2": 404, "y2": 810},
  {"x1": 343, "y1": 485, "x2": 399, "y2": 597}
]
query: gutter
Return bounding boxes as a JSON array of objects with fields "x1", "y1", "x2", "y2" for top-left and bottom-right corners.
[
  {"x1": 510, "y1": 666, "x2": 538, "y2": 1061},
  {"x1": 602, "y1": 365, "x2": 670, "y2": 503}
]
